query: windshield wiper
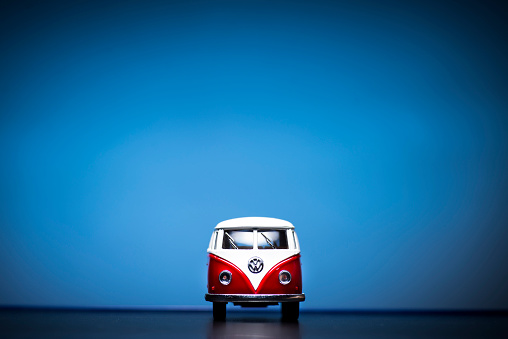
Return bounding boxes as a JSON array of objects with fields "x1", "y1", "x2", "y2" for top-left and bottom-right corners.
[
  {"x1": 260, "y1": 232, "x2": 276, "y2": 249},
  {"x1": 225, "y1": 232, "x2": 238, "y2": 249}
]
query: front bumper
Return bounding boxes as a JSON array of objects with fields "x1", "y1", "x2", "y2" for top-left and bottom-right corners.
[{"x1": 205, "y1": 293, "x2": 305, "y2": 303}]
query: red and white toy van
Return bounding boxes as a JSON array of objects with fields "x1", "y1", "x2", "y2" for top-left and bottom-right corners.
[{"x1": 205, "y1": 217, "x2": 305, "y2": 320}]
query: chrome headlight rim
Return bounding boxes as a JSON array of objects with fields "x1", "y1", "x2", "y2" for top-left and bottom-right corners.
[
  {"x1": 219, "y1": 270, "x2": 232, "y2": 285},
  {"x1": 279, "y1": 270, "x2": 291, "y2": 285}
]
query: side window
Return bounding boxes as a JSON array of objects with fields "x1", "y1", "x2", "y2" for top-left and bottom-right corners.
[
  {"x1": 257, "y1": 230, "x2": 289, "y2": 249},
  {"x1": 293, "y1": 230, "x2": 300, "y2": 249},
  {"x1": 222, "y1": 230, "x2": 254, "y2": 249},
  {"x1": 213, "y1": 231, "x2": 219, "y2": 249}
]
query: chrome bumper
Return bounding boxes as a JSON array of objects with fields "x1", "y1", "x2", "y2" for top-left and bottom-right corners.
[{"x1": 205, "y1": 293, "x2": 305, "y2": 303}]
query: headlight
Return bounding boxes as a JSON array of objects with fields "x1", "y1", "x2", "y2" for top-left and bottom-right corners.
[
  {"x1": 279, "y1": 270, "x2": 291, "y2": 285},
  {"x1": 219, "y1": 270, "x2": 232, "y2": 285}
]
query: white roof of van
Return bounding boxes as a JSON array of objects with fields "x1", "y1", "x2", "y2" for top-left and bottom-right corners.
[{"x1": 215, "y1": 217, "x2": 294, "y2": 229}]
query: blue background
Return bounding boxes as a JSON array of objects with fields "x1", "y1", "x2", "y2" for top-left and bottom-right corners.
[{"x1": 1, "y1": 0, "x2": 507, "y2": 310}]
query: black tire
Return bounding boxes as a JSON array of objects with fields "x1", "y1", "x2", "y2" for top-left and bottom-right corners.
[
  {"x1": 281, "y1": 302, "x2": 299, "y2": 321},
  {"x1": 213, "y1": 302, "x2": 227, "y2": 321}
]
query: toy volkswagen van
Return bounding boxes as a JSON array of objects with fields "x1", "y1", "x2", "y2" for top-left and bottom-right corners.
[{"x1": 205, "y1": 217, "x2": 305, "y2": 320}]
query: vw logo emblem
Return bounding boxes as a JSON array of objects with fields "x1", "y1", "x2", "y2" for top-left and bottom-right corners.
[{"x1": 248, "y1": 257, "x2": 264, "y2": 273}]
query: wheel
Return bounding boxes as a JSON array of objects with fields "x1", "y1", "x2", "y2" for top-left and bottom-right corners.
[
  {"x1": 213, "y1": 302, "x2": 226, "y2": 321},
  {"x1": 281, "y1": 302, "x2": 299, "y2": 321}
]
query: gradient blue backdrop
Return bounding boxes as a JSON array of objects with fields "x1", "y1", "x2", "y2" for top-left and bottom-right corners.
[{"x1": 1, "y1": 0, "x2": 507, "y2": 309}]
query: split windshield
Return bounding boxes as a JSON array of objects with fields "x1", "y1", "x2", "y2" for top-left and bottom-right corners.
[
  {"x1": 222, "y1": 230, "x2": 254, "y2": 249},
  {"x1": 257, "y1": 230, "x2": 289, "y2": 249},
  {"x1": 222, "y1": 229, "x2": 289, "y2": 249}
]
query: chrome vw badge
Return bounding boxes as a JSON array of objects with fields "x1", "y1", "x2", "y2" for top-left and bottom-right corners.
[{"x1": 248, "y1": 257, "x2": 264, "y2": 273}]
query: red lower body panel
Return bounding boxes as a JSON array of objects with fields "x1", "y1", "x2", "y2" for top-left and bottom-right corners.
[{"x1": 207, "y1": 254, "x2": 302, "y2": 295}]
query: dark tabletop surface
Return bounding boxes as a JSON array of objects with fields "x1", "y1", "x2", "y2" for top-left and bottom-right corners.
[{"x1": 1, "y1": 308, "x2": 507, "y2": 339}]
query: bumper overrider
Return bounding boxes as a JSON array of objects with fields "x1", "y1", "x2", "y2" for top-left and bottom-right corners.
[{"x1": 205, "y1": 293, "x2": 305, "y2": 303}]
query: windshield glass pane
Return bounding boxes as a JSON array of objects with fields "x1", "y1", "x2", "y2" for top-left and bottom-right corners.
[
  {"x1": 257, "y1": 230, "x2": 289, "y2": 249},
  {"x1": 222, "y1": 230, "x2": 254, "y2": 249}
]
